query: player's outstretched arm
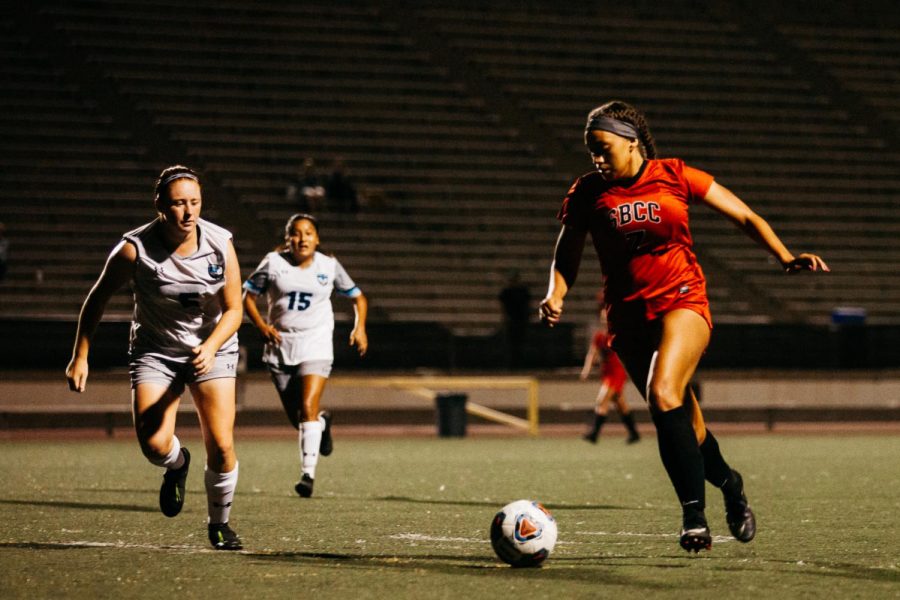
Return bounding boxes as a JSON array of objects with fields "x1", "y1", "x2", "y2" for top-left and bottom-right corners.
[
  {"x1": 540, "y1": 226, "x2": 587, "y2": 327},
  {"x1": 66, "y1": 241, "x2": 136, "y2": 392},
  {"x1": 701, "y1": 182, "x2": 830, "y2": 274},
  {"x1": 580, "y1": 345, "x2": 598, "y2": 380}
]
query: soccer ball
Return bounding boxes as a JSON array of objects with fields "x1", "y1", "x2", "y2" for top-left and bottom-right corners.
[{"x1": 490, "y1": 499, "x2": 558, "y2": 567}]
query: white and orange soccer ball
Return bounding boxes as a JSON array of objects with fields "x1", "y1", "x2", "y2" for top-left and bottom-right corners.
[{"x1": 490, "y1": 499, "x2": 558, "y2": 567}]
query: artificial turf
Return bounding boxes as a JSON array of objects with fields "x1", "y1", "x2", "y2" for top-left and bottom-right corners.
[{"x1": 1, "y1": 434, "x2": 897, "y2": 599}]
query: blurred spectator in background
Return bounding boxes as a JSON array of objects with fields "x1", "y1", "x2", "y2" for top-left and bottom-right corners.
[
  {"x1": 325, "y1": 157, "x2": 359, "y2": 214},
  {"x1": 0, "y1": 222, "x2": 8, "y2": 282},
  {"x1": 498, "y1": 269, "x2": 531, "y2": 368},
  {"x1": 286, "y1": 158, "x2": 325, "y2": 212}
]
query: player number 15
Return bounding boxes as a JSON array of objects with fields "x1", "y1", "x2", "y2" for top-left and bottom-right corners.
[{"x1": 287, "y1": 291, "x2": 312, "y2": 311}]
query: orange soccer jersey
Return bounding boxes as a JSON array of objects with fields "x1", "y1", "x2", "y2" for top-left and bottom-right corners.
[
  {"x1": 591, "y1": 330, "x2": 627, "y2": 390},
  {"x1": 558, "y1": 158, "x2": 714, "y2": 335}
]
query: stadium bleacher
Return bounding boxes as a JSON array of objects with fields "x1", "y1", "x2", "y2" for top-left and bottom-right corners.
[{"x1": 1, "y1": 0, "x2": 898, "y2": 354}]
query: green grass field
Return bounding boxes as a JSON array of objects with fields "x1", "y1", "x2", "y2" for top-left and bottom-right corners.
[{"x1": 1, "y1": 433, "x2": 898, "y2": 599}]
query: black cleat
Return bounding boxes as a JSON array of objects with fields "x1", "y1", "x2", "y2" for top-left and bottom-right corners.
[
  {"x1": 295, "y1": 473, "x2": 314, "y2": 498},
  {"x1": 319, "y1": 410, "x2": 333, "y2": 456},
  {"x1": 582, "y1": 432, "x2": 598, "y2": 444},
  {"x1": 724, "y1": 470, "x2": 756, "y2": 543},
  {"x1": 680, "y1": 512, "x2": 712, "y2": 553},
  {"x1": 208, "y1": 522, "x2": 243, "y2": 550},
  {"x1": 626, "y1": 432, "x2": 641, "y2": 444},
  {"x1": 159, "y1": 447, "x2": 190, "y2": 518}
]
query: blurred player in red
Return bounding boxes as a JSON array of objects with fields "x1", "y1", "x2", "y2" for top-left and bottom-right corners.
[
  {"x1": 581, "y1": 294, "x2": 639, "y2": 444},
  {"x1": 540, "y1": 100, "x2": 829, "y2": 553}
]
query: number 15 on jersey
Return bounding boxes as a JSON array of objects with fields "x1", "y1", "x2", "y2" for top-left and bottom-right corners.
[{"x1": 286, "y1": 291, "x2": 312, "y2": 311}]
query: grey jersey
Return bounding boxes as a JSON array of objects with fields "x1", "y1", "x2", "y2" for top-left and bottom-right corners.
[
  {"x1": 243, "y1": 251, "x2": 360, "y2": 364},
  {"x1": 125, "y1": 218, "x2": 238, "y2": 361}
]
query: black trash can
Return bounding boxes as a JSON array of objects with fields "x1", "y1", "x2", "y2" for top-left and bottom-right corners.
[
  {"x1": 831, "y1": 307, "x2": 868, "y2": 368},
  {"x1": 435, "y1": 393, "x2": 467, "y2": 437}
]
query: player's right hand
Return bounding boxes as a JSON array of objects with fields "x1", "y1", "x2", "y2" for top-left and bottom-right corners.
[
  {"x1": 539, "y1": 296, "x2": 564, "y2": 327},
  {"x1": 66, "y1": 357, "x2": 88, "y2": 392}
]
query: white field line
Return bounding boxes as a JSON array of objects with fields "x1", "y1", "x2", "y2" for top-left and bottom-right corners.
[
  {"x1": 7, "y1": 530, "x2": 733, "y2": 553},
  {"x1": 4, "y1": 540, "x2": 212, "y2": 552},
  {"x1": 390, "y1": 533, "x2": 487, "y2": 543},
  {"x1": 576, "y1": 530, "x2": 735, "y2": 543}
]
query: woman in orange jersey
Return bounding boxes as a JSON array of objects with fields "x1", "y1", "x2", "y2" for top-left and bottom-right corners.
[
  {"x1": 581, "y1": 295, "x2": 639, "y2": 445},
  {"x1": 540, "y1": 100, "x2": 829, "y2": 553}
]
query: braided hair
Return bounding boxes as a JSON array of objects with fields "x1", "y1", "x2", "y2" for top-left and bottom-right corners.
[{"x1": 585, "y1": 101, "x2": 658, "y2": 159}]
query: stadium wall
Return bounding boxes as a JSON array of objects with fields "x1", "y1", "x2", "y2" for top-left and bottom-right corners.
[
  {"x1": 2, "y1": 318, "x2": 899, "y2": 431},
  {"x1": 2, "y1": 319, "x2": 898, "y2": 372}
]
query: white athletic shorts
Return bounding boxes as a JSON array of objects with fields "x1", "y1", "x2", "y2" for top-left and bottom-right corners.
[
  {"x1": 129, "y1": 351, "x2": 238, "y2": 396},
  {"x1": 267, "y1": 360, "x2": 333, "y2": 395}
]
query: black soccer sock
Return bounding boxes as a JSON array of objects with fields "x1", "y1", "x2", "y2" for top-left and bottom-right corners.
[
  {"x1": 652, "y1": 406, "x2": 705, "y2": 516},
  {"x1": 699, "y1": 430, "x2": 735, "y2": 491},
  {"x1": 589, "y1": 413, "x2": 606, "y2": 437},
  {"x1": 621, "y1": 412, "x2": 639, "y2": 438}
]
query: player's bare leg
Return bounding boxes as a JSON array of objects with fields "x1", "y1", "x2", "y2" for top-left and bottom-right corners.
[
  {"x1": 295, "y1": 374, "x2": 328, "y2": 497},
  {"x1": 611, "y1": 392, "x2": 640, "y2": 443},
  {"x1": 649, "y1": 309, "x2": 713, "y2": 552},
  {"x1": 583, "y1": 383, "x2": 612, "y2": 443},
  {"x1": 192, "y1": 378, "x2": 241, "y2": 550},
  {"x1": 133, "y1": 384, "x2": 190, "y2": 518}
]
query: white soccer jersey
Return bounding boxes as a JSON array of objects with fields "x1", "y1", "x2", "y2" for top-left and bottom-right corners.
[
  {"x1": 124, "y1": 218, "x2": 238, "y2": 361},
  {"x1": 243, "y1": 251, "x2": 360, "y2": 365}
]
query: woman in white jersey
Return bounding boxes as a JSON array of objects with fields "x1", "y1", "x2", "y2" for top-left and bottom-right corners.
[
  {"x1": 243, "y1": 213, "x2": 368, "y2": 498},
  {"x1": 65, "y1": 165, "x2": 244, "y2": 550}
]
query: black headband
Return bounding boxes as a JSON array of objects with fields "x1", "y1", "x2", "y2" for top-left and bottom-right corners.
[{"x1": 585, "y1": 116, "x2": 639, "y2": 139}]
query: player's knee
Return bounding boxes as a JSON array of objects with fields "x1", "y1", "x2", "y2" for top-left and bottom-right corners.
[
  {"x1": 207, "y1": 440, "x2": 236, "y2": 469},
  {"x1": 139, "y1": 435, "x2": 172, "y2": 464},
  {"x1": 647, "y1": 379, "x2": 683, "y2": 412}
]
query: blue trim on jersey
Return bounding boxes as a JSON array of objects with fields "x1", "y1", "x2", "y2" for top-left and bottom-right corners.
[
  {"x1": 337, "y1": 286, "x2": 361, "y2": 298},
  {"x1": 243, "y1": 280, "x2": 265, "y2": 295}
]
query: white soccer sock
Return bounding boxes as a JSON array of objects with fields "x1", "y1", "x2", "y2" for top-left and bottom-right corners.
[
  {"x1": 300, "y1": 421, "x2": 323, "y2": 479},
  {"x1": 149, "y1": 435, "x2": 184, "y2": 470},
  {"x1": 205, "y1": 463, "x2": 238, "y2": 525}
]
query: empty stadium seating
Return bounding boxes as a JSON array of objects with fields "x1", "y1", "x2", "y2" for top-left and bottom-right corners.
[{"x1": 1, "y1": 0, "x2": 898, "y2": 354}]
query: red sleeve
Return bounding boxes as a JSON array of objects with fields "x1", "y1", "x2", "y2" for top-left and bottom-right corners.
[
  {"x1": 557, "y1": 177, "x2": 590, "y2": 231},
  {"x1": 682, "y1": 164, "x2": 714, "y2": 203}
]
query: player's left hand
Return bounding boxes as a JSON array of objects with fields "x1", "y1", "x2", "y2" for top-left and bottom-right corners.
[
  {"x1": 350, "y1": 328, "x2": 368, "y2": 357},
  {"x1": 191, "y1": 344, "x2": 217, "y2": 376},
  {"x1": 783, "y1": 253, "x2": 830, "y2": 273}
]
